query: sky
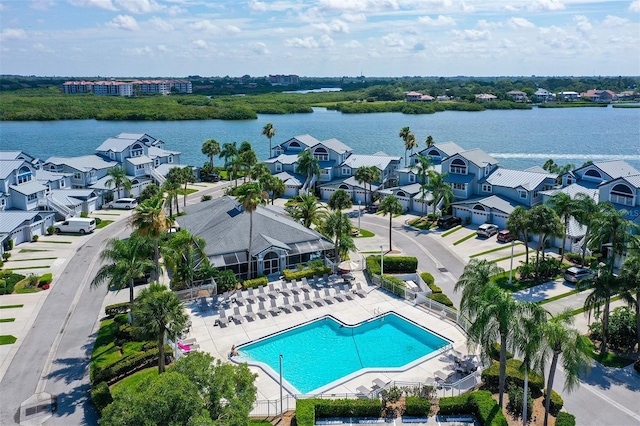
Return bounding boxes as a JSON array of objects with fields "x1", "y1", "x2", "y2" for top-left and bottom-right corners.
[{"x1": 1, "y1": 0, "x2": 639, "y2": 78}]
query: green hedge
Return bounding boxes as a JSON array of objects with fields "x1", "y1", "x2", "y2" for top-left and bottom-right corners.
[
  {"x1": 242, "y1": 276, "x2": 268, "y2": 289},
  {"x1": 282, "y1": 266, "x2": 331, "y2": 281},
  {"x1": 420, "y1": 272, "x2": 438, "y2": 291},
  {"x1": 0, "y1": 272, "x2": 25, "y2": 295},
  {"x1": 555, "y1": 412, "x2": 576, "y2": 426},
  {"x1": 545, "y1": 390, "x2": 564, "y2": 416},
  {"x1": 427, "y1": 293, "x2": 454, "y2": 307},
  {"x1": 295, "y1": 398, "x2": 383, "y2": 426},
  {"x1": 39, "y1": 273, "x2": 53, "y2": 285},
  {"x1": 439, "y1": 391, "x2": 507, "y2": 426},
  {"x1": 105, "y1": 302, "x2": 131, "y2": 317},
  {"x1": 366, "y1": 255, "x2": 417, "y2": 275},
  {"x1": 90, "y1": 381, "x2": 113, "y2": 415},
  {"x1": 91, "y1": 344, "x2": 172, "y2": 384},
  {"x1": 481, "y1": 359, "x2": 544, "y2": 397},
  {"x1": 404, "y1": 396, "x2": 431, "y2": 416}
]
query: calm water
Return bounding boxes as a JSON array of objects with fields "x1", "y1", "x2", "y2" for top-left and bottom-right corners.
[
  {"x1": 1, "y1": 106, "x2": 639, "y2": 170},
  {"x1": 239, "y1": 313, "x2": 449, "y2": 394}
]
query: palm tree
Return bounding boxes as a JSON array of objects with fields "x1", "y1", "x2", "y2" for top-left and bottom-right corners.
[
  {"x1": 132, "y1": 283, "x2": 189, "y2": 374},
  {"x1": 580, "y1": 269, "x2": 621, "y2": 355},
  {"x1": 91, "y1": 235, "x2": 154, "y2": 305},
  {"x1": 547, "y1": 192, "x2": 574, "y2": 264},
  {"x1": 355, "y1": 166, "x2": 381, "y2": 206},
  {"x1": 399, "y1": 126, "x2": 415, "y2": 165},
  {"x1": 328, "y1": 189, "x2": 353, "y2": 211},
  {"x1": 261, "y1": 122, "x2": 276, "y2": 158},
  {"x1": 517, "y1": 303, "x2": 547, "y2": 424},
  {"x1": 589, "y1": 202, "x2": 639, "y2": 276},
  {"x1": 239, "y1": 148, "x2": 258, "y2": 183},
  {"x1": 618, "y1": 254, "x2": 640, "y2": 349},
  {"x1": 162, "y1": 230, "x2": 207, "y2": 290},
  {"x1": 131, "y1": 196, "x2": 173, "y2": 280},
  {"x1": 162, "y1": 179, "x2": 180, "y2": 217},
  {"x1": 425, "y1": 170, "x2": 453, "y2": 216},
  {"x1": 260, "y1": 174, "x2": 285, "y2": 205},
  {"x1": 322, "y1": 211, "x2": 353, "y2": 265},
  {"x1": 507, "y1": 206, "x2": 532, "y2": 264},
  {"x1": 220, "y1": 142, "x2": 238, "y2": 181},
  {"x1": 201, "y1": 138, "x2": 221, "y2": 169},
  {"x1": 296, "y1": 148, "x2": 320, "y2": 194},
  {"x1": 251, "y1": 163, "x2": 271, "y2": 182},
  {"x1": 164, "y1": 167, "x2": 184, "y2": 215},
  {"x1": 179, "y1": 166, "x2": 196, "y2": 207},
  {"x1": 527, "y1": 205, "x2": 563, "y2": 277},
  {"x1": 539, "y1": 309, "x2": 590, "y2": 426},
  {"x1": 425, "y1": 135, "x2": 435, "y2": 147},
  {"x1": 572, "y1": 192, "x2": 599, "y2": 266},
  {"x1": 410, "y1": 155, "x2": 433, "y2": 216},
  {"x1": 236, "y1": 182, "x2": 268, "y2": 279},
  {"x1": 454, "y1": 259, "x2": 504, "y2": 303},
  {"x1": 288, "y1": 194, "x2": 327, "y2": 228},
  {"x1": 105, "y1": 165, "x2": 132, "y2": 199},
  {"x1": 379, "y1": 195, "x2": 403, "y2": 252}
]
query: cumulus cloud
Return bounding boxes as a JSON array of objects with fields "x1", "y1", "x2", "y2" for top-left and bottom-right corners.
[
  {"x1": 418, "y1": 15, "x2": 456, "y2": 27},
  {"x1": 313, "y1": 19, "x2": 349, "y2": 34},
  {"x1": 344, "y1": 40, "x2": 363, "y2": 48},
  {"x1": 538, "y1": 25, "x2": 587, "y2": 51},
  {"x1": 249, "y1": 41, "x2": 269, "y2": 55},
  {"x1": 476, "y1": 19, "x2": 501, "y2": 30},
  {"x1": 115, "y1": 0, "x2": 163, "y2": 14},
  {"x1": 603, "y1": 15, "x2": 628, "y2": 26},
  {"x1": 573, "y1": 15, "x2": 592, "y2": 36},
  {"x1": 318, "y1": 0, "x2": 399, "y2": 13},
  {"x1": 380, "y1": 33, "x2": 406, "y2": 48},
  {"x1": 319, "y1": 35, "x2": 335, "y2": 47},
  {"x1": 107, "y1": 15, "x2": 139, "y2": 31},
  {"x1": 30, "y1": 0, "x2": 56, "y2": 10},
  {"x1": 528, "y1": 0, "x2": 565, "y2": 12},
  {"x1": 631, "y1": 1, "x2": 640, "y2": 12},
  {"x1": 192, "y1": 39, "x2": 210, "y2": 49},
  {"x1": 68, "y1": 0, "x2": 117, "y2": 11},
  {"x1": 149, "y1": 17, "x2": 173, "y2": 32},
  {"x1": 285, "y1": 37, "x2": 319, "y2": 48},
  {"x1": 342, "y1": 13, "x2": 366, "y2": 23},
  {"x1": 157, "y1": 44, "x2": 169, "y2": 52},
  {"x1": 191, "y1": 20, "x2": 218, "y2": 34},
  {"x1": 125, "y1": 46, "x2": 153, "y2": 56},
  {"x1": 225, "y1": 25, "x2": 241, "y2": 35},
  {"x1": 1, "y1": 28, "x2": 27, "y2": 41},
  {"x1": 508, "y1": 17, "x2": 535, "y2": 29},
  {"x1": 452, "y1": 29, "x2": 491, "y2": 41}
]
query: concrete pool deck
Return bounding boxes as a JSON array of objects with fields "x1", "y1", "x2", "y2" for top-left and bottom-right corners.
[{"x1": 183, "y1": 273, "x2": 469, "y2": 401}]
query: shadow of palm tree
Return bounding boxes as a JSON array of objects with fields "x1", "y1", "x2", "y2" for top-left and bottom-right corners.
[
  {"x1": 45, "y1": 357, "x2": 89, "y2": 384},
  {"x1": 49, "y1": 383, "x2": 99, "y2": 425}
]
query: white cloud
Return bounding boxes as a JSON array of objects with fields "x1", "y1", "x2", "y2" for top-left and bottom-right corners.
[
  {"x1": 418, "y1": 15, "x2": 456, "y2": 27},
  {"x1": 602, "y1": 15, "x2": 628, "y2": 26},
  {"x1": 68, "y1": 0, "x2": 117, "y2": 11},
  {"x1": 115, "y1": 0, "x2": 164, "y2": 14},
  {"x1": 191, "y1": 20, "x2": 218, "y2": 34},
  {"x1": 313, "y1": 19, "x2": 349, "y2": 34},
  {"x1": 249, "y1": 42, "x2": 269, "y2": 55},
  {"x1": 630, "y1": 0, "x2": 640, "y2": 12},
  {"x1": 528, "y1": 0, "x2": 565, "y2": 12},
  {"x1": 319, "y1": 35, "x2": 335, "y2": 47},
  {"x1": 318, "y1": 0, "x2": 399, "y2": 13},
  {"x1": 149, "y1": 17, "x2": 173, "y2": 32},
  {"x1": 344, "y1": 40, "x2": 363, "y2": 48},
  {"x1": 380, "y1": 33, "x2": 405, "y2": 48},
  {"x1": 165, "y1": 6, "x2": 185, "y2": 17},
  {"x1": 225, "y1": 25, "x2": 241, "y2": 35},
  {"x1": 32, "y1": 42, "x2": 54, "y2": 53},
  {"x1": 452, "y1": 29, "x2": 491, "y2": 41},
  {"x1": 125, "y1": 46, "x2": 153, "y2": 56},
  {"x1": 573, "y1": 15, "x2": 592, "y2": 36},
  {"x1": 157, "y1": 45, "x2": 169, "y2": 52},
  {"x1": 30, "y1": 0, "x2": 56, "y2": 11},
  {"x1": 507, "y1": 17, "x2": 535, "y2": 29},
  {"x1": 342, "y1": 13, "x2": 366, "y2": 23},
  {"x1": 413, "y1": 42, "x2": 426, "y2": 51},
  {"x1": 192, "y1": 39, "x2": 210, "y2": 50},
  {"x1": 476, "y1": 20, "x2": 501, "y2": 30},
  {"x1": 0, "y1": 28, "x2": 27, "y2": 41},
  {"x1": 107, "y1": 15, "x2": 139, "y2": 31},
  {"x1": 285, "y1": 37, "x2": 319, "y2": 48}
]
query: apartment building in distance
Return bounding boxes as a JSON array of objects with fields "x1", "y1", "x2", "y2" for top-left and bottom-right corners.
[{"x1": 62, "y1": 79, "x2": 192, "y2": 96}]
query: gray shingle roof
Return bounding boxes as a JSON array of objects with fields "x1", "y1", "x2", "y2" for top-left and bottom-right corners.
[
  {"x1": 45, "y1": 155, "x2": 117, "y2": 172},
  {"x1": 574, "y1": 160, "x2": 640, "y2": 180},
  {"x1": 484, "y1": 168, "x2": 556, "y2": 190},
  {"x1": 341, "y1": 153, "x2": 401, "y2": 170},
  {"x1": 0, "y1": 160, "x2": 25, "y2": 179},
  {"x1": 0, "y1": 151, "x2": 23, "y2": 160},
  {"x1": 611, "y1": 174, "x2": 640, "y2": 188},
  {"x1": 36, "y1": 169, "x2": 72, "y2": 182},
  {"x1": 318, "y1": 138, "x2": 352, "y2": 154},
  {"x1": 457, "y1": 149, "x2": 499, "y2": 167},
  {"x1": 434, "y1": 142, "x2": 465, "y2": 156},
  {"x1": 176, "y1": 196, "x2": 332, "y2": 259},
  {"x1": 0, "y1": 211, "x2": 55, "y2": 233},
  {"x1": 452, "y1": 195, "x2": 520, "y2": 215},
  {"x1": 289, "y1": 134, "x2": 321, "y2": 148},
  {"x1": 540, "y1": 183, "x2": 599, "y2": 201},
  {"x1": 95, "y1": 133, "x2": 160, "y2": 152},
  {"x1": 148, "y1": 146, "x2": 179, "y2": 158},
  {"x1": 126, "y1": 155, "x2": 152, "y2": 166},
  {"x1": 10, "y1": 181, "x2": 47, "y2": 195},
  {"x1": 318, "y1": 176, "x2": 379, "y2": 191},
  {"x1": 273, "y1": 171, "x2": 303, "y2": 187},
  {"x1": 264, "y1": 154, "x2": 299, "y2": 165}
]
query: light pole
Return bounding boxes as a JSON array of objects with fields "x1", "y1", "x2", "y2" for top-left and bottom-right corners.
[
  {"x1": 279, "y1": 354, "x2": 283, "y2": 420},
  {"x1": 508, "y1": 240, "x2": 515, "y2": 285},
  {"x1": 380, "y1": 245, "x2": 384, "y2": 277},
  {"x1": 358, "y1": 201, "x2": 361, "y2": 234}
]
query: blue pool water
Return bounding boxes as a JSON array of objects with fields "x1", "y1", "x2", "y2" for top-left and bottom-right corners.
[{"x1": 239, "y1": 313, "x2": 451, "y2": 394}]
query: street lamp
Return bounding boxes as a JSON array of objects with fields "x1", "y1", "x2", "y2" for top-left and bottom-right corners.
[
  {"x1": 508, "y1": 240, "x2": 515, "y2": 285},
  {"x1": 279, "y1": 354, "x2": 283, "y2": 420},
  {"x1": 380, "y1": 245, "x2": 384, "y2": 277},
  {"x1": 358, "y1": 201, "x2": 361, "y2": 234}
]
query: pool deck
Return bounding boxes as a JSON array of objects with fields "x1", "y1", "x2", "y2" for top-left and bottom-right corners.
[{"x1": 183, "y1": 273, "x2": 470, "y2": 401}]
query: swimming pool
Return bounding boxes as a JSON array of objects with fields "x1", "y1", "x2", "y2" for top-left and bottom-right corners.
[{"x1": 238, "y1": 312, "x2": 451, "y2": 394}]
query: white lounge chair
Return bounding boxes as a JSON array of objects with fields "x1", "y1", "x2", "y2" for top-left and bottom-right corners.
[
  {"x1": 246, "y1": 288, "x2": 257, "y2": 304},
  {"x1": 232, "y1": 306, "x2": 244, "y2": 324},
  {"x1": 245, "y1": 303, "x2": 257, "y2": 321},
  {"x1": 313, "y1": 290, "x2": 326, "y2": 306},
  {"x1": 293, "y1": 294, "x2": 305, "y2": 310},
  {"x1": 280, "y1": 297, "x2": 293, "y2": 313},
  {"x1": 215, "y1": 309, "x2": 230, "y2": 327},
  {"x1": 323, "y1": 288, "x2": 337, "y2": 304},
  {"x1": 268, "y1": 299, "x2": 281, "y2": 316},
  {"x1": 302, "y1": 292, "x2": 315, "y2": 308},
  {"x1": 372, "y1": 378, "x2": 387, "y2": 389},
  {"x1": 257, "y1": 286, "x2": 269, "y2": 301},
  {"x1": 257, "y1": 301, "x2": 269, "y2": 318},
  {"x1": 339, "y1": 284, "x2": 355, "y2": 300},
  {"x1": 267, "y1": 283, "x2": 279, "y2": 298},
  {"x1": 353, "y1": 282, "x2": 367, "y2": 298}
]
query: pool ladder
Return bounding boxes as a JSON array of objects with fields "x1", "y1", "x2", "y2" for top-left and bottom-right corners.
[{"x1": 373, "y1": 307, "x2": 381, "y2": 316}]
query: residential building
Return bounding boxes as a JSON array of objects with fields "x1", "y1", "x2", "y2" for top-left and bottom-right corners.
[
  {"x1": 506, "y1": 90, "x2": 528, "y2": 102},
  {"x1": 580, "y1": 89, "x2": 618, "y2": 102},
  {"x1": 559, "y1": 91, "x2": 581, "y2": 101},
  {"x1": 534, "y1": 88, "x2": 555, "y2": 103},
  {"x1": 406, "y1": 91, "x2": 435, "y2": 102},
  {"x1": 268, "y1": 75, "x2": 300, "y2": 86},
  {"x1": 475, "y1": 93, "x2": 497, "y2": 102}
]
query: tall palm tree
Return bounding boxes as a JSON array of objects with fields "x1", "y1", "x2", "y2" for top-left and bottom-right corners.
[
  {"x1": 220, "y1": 142, "x2": 238, "y2": 181},
  {"x1": 547, "y1": 192, "x2": 574, "y2": 264},
  {"x1": 91, "y1": 235, "x2": 154, "y2": 306},
  {"x1": 132, "y1": 283, "x2": 189, "y2": 374},
  {"x1": 410, "y1": 155, "x2": 433, "y2": 216},
  {"x1": 580, "y1": 270, "x2": 621, "y2": 355},
  {"x1": 355, "y1": 166, "x2": 381, "y2": 206},
  {"x1": 179, "y1": 166, "x2": 196, "y2": 207},
  {"x1": 161, "y1": 230, "x2": 207, "y2": 290},
  {"x1": 261, "y1": 122, "x2": 276, "y2": 158},
  {"x1": 201, "y1": 138, "x2": 221, "y2": 169},
  {"x1": 236, "y1": 182, "x2": 268, "y2": 279},
  {"x1": 260, "y1": 174, "x2": 285, "y2": 205},
  {"x1": 517, "y1": 303, "x2": 547, "y2": 424},
  {"x1": 327, "y1": 189, "x2": 353, "y2": 211},
  {"x1": 539, "y1": 309, "x2": 590, "y2": 426},
  {"x1": 322, "y1": 211, "x2": 353, "y2": 265},
  {"x1": 296, "y1": 148, "x2": 320, "y2": 194},
  {"x1": 162, "y1": 179, "x2": 180, "y2": 218},
  {"x1": 425, "y1": 170, "x2": 453, "y2": 216},
  {"x1": 573, "y1": 192, "x2": 599, "y2": 266},
  {"x1": 251, "y1": 163, "x2": 271, "y2": 182},
  {"x1": 398, "y1": 126, "x2": 414, "y2": 165},
  {"x1": 507, "y1": 206, "x2": 532, "y2": 264},
  {"x1": 239, "y1": 148, "x2": 258, "y2": 183},
  {"x1": 131, "y1": 196, "x2": 173, "y2": 280},
  {"x1": 527, "y1": 205, "x2": 563, "y2": 277},
  {"x1": 454, "y1": 259, "x2": 504, "y2": 303},
  {"x1": 288, "y1": 194, "x2": 327, "y2": 228},
  {"x1": 164, "y1": 167, "x2": 185, "y2": 215},
  {"x1": 425, "y1": 135, "x2": 435, "y2": 147},
  {"x1": 589, "y1": 202, "x2": 639, "y2": 276},
  {"x1": 618, "y1": 254, "x2": 640, "y2": 349},
  {"x1": 105, "y1": 165, "x2": 132, "y2": 200},
  {"x1": 379, "y1": 195, "x2": 403, "y2": 252}
]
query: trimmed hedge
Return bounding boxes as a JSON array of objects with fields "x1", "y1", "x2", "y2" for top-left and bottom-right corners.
[
  {"x1": 366, "y1": 256, "x2": 417, "y2": 275},
  {"x1": 105, "y1": 302, "x2": 131, "y2": 317},
  {"x1": 420, "y1": 272, "x2": 438, "y2": 291},
  {"x1": 404, "y1": 396, "x2": 431, "y2": 416},
  {"x1": 488, "y1": 343, "x2": 514, "y2": 361},
  {"x1": 555, "y1": 412, "x2": 576, "y2": 426},
  {"x1": 90, "y1": 381, "x2": 113, "y2": 415},
  {"x1": 39, "y1": 273, "x2": 53, "y2": 285},
  {"x1": 427, "y1": 293, "x2": 454, "y2": 307},
  {"x1": 91, "y1": 344, "x2": 172, "y2": 384},
  {"x1": 282, "y1": 266, "x2": 331, "y2": 281},
  {"x1": 481, "y1": 359, "x2": 543, "y2": 397},
  {"x1": 295, "y1": 398, "x2": 383, "y2": 426},
  {"x1": 439, "y1": 390, "x2": 507, "y2": 426},
  {"x1": 243, "y1": 276, "x2": 268, "y2": 289},
  {"x1": 545, "y1": 389, "x2": 564, "y2": 416}
]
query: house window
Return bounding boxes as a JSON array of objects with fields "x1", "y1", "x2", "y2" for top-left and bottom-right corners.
[
  {"x1": 321, "y1": 169, "x2": 330, "y2": 176},
  {"x1": 60, "y1": 180, "x2": 65, "y2": 188},
  {"x1": 342, "y1": 167, "x2": 351, "y2": 176},
  {"x1": 28, "y1": 193, "x2": 38, "y2": 201},
  {"x1": 17, "y1": 167, "x2": 33, "y2": 184},
  {"x1": 610, "y1": 183, "x2": 634, "y2": 206},
  {"x1": 533, "y1": 190, "x2": 539, "y2": 198},
  {"x1": 168, "y1": 156, "x2": 173, "y2": 163},
  {"x1": 275, "y1": 163, "x2": 282, "y2": 172},
  {"x1": 518, "y1": 190, "x2": 527, "y2": 199},
  {"x1": 155, "y1": 159, "x2": 159, "y2": 167},
  {"x1": 408, "y1": 174, "x2": 416, "y2": 183},
  {"x1": 452, "y1": 183, "x2": 466, "y2": 190},
  {"x1": 109, "y1": 151, "x2": 115, "y2": 160},
  {"x1": 73, "y1": 172, "x2": 82, "y2": 180},
  {"x1": 450, "y1": 158, "x2": 467, "y2": 174},
  {"x1": 566, "y1": 176, "x2": 573, "y2": 185},
  {"x1": 289, "y1": 141, "x2": 301, "y2": 149},
  {"x1": 584, "y1": 169, "x2": 602, "y2": 179},
  {"x1": 0, "y1": 199, "x2": 5, "y2": 206},
  {"x1": 482, "y1": 184, "x2": 492, "y2": 193},
  {"x1": 313, "y1": 147, "x2": 329, "y2": 161},
  {"x1": 427, "y1": 149, "x2": 440, "y2": 157},
  {"x1": 136, "y1": 164, "x2": 145, "y2": 170},
  {"x1": 131, "y1": 143, "x2": 144, "y2": 157}
]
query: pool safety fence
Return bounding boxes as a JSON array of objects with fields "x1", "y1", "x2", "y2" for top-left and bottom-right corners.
[{"x1": 174, "y1": 279, "x2": 217, "y2": 301}]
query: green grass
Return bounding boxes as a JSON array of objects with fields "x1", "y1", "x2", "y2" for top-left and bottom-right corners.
[
  {"x1": 0, "y1": 318, "x2": 16, "y2": 323},
  {"x1": 490, "y1": 271, "x2": 542, "y2": 292},
  {"x1": 190, "y1": 184, "x2": 208, "y2": 187},
  {"x1": 407, "y1": 217, "x2": 435, "y2": 230},
  {"x1": 569, "y1": 295, "x2": 622, "y2": 316},
  {"x1": 354, "y1": 228, "x2": 375, "y2": 238},
  {"x1": 538, "y1": 288, "x2": 584, "y2": 305},
  {"x1": 0, "y1": 304, "x2": 23, "y2": 309},
  {"x1": 12, "y1": 257, "x2": 57, "y2": 262},
  {"x1": 46, "y1": 240, "x2": 73, "y2": 244},
  {"x1": 249, "y1": 421, "x2": 274, "y2": 426},
  {"x1": 19, "y1": 249, "x2": 51, "y2": 253},
  {"x1": 585, "y1": 339, "x2": 635, "y2": 368},
  {"x1": 93, "y1": 213, "x2": 121, "y2": 216},
  {"x1": 96, "y1": 220, "x2": 114, "y2": 229},
  {"x1": 177, "y1": 188, "x2": 198, "y2": 196},
  {"x1": 453, "y1": 232, "x2": 477, "y2": 245},
  {"x1": 470, "y1": 242, "x2": 523, "y2": 258},
  {"x1": 441, "y1": 225, "x2": 463, "y2": 237},
  {"x1": 0, "y1": 335, "x2": 17, "y2": 345},
  {"x1": 491, "y1": 252, "x2": 526, "y2": 263},
  {"x1": 110, "y1": 367, "x2": 159, "y2": 397},
  {"x1": 91, "y1": 316, "x2": 152, "y2": 374},
  {"x1": 4, "y1": 266, "x2": 50, "y2": 272}
]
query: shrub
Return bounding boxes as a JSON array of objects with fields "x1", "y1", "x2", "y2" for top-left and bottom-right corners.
[
  {"x1": 439, "y1": 391, "x2": 507, "y2": 426},
  {"x1": 80, "y1": 211, "x2": 89, "y2": 218},
  {"x1": 0, "y1": 279, "x2": 8, "y2": 295},
  {"x1": 2, "y1": 253, "x2": 11, "y2": 261},
  {"x1": 488, "y1": 343, "x2": 514, "y2": 361},
  {"x1": 90, "y1": 381, "x2": 113, "y2": 415},
  {"x1": 366, "y1": 255, "x2": 417, "y2": 275},
  {"x1": 420, "y1": 272, "x2": 436, "y2": 290},
  {"x1": 314, "y1": 398, "x2": 383, "y2": 418},
  {"x1": 507, "y1": 383, "x2": 532, "y2": 420},
  {"x1": 243, "y1": 276, "x2": 268, "y2": 289},
  {"x1": 39, "y1": 273, "x2": 53, "y2": 286},
  {"x1": 382, "y1": 274, "x2": 407, "y2": 296},
  {"x1": 481, "y1": 359, "x2": 543, "y2": 397},
  {"x1": 555, "y1": 412, "x2": 576, "y2": 426},
  {"x1": 545, "y1": 389, "x2": 564, "y2": 416},
  {"x1": 95, "y1": 217, "x2": 102, "y2": 225},
  {"x1": 91, "y1": 345, "x2": 172, "y2": 384},
  {"x1": 565, "y1": 252, "x2": 599, "y2": 265},
  {"x1": 105, "y1": 302, "x2": 131, "y2": 317},
  {"x1": 282, "y1": 266, "x2": 331, "y2": 281},
  {"x1": 0, "y1": 259, "x2": 3, "y2": 268},
  {"x1": 201, "y1": 195, "x2": 212, "y2": 202},
  {"x1": 427, "y1": 293, "x2": 454, "y2": 307},
  {"x1": 47, "y1": 226, "x2": 55, "y2": 235},
  {"x1": 404, "y1": 396, "x2": 430, "y2": 416},
  {"x1": 0, "y1": 272, "x2": 25, "y2": 295},
  {"x1": 31, "y1": 235, "x2": 39, "y2": 242},
  {"x1": 295, "y1": 399, "x2": 316, "y2": 426}
]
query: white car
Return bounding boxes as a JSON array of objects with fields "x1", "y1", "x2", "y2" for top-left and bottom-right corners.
[
  {"x1": 108, "y1": 198, "x2": 138, "y2": 210},
  {"x1": 477, "y1": 223, "x2": 499, "y2": 238}
]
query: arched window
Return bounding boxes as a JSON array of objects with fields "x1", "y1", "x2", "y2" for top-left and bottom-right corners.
[
  {"x1": 397, "y1": 190, "x2": 407, "y2": 197},
  {"x1": 17, "y1": 166, "x2": 33, "y2": 184},
  {"x1": 339, "y1": 184, "x2": 350, "y2": 190},
  {"x1": 263, "y1": 251, "x2": 280, "y2": 275},
  {"x1": 289, "y1": 141, "x2": 301, "y2": 149},
  {"x1": 131, "y1": 143, "x2": 144, "y2": 157},
  {"x1": 313, "y1": 147, "x2": 329, "y2": 161},
  {"x1": 473, "y1": 204, "x2": 486, "y2": 211},
  {"x1": 450, "y1": 158, "x2": 467, "y2": 174},
  {"x1": 610, "y1": 183, "x2": 634, "y2": 206},
  {"x1": 584, "y1": 169, "x2": 602, "y2": 179},
  {"x1": 428, "y1": 149, "x2": 440, "y2": 157}
]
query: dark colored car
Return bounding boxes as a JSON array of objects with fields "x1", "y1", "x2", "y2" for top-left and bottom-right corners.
[
  {"x1": 202, "y1": 174, "x2": 220, "y2": 182},
  {"x1": 366, "y1": 204, "x2": 379, "y2": 213},
  {"x1": 437, "y1": 215, "x2": 462, "y2": 229},
  {"x1": 497, "y1": 229, "x2": 515, "y2": 243}
]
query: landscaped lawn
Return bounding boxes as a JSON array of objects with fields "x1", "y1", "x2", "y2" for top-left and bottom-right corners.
[
  {"x1": 354, "y1": 228, "x2": 375, "y2": 238},
  {"x1": 0, "y1": 335, "x2": 17, "y2": 345},
  {"x1": 0, "y1": 318, "x2": 16, "y2": 323},
  {"x1": 0, "y1": 304, "x2": 24, "y2": 309},
  {"x1": 96, "y1": 220, "x2": 114, "y2": 229},
  {"x1": 110, "y1": 367, "x2": 158, "y2": 397},
  {"x1": 585, "y1": 339, "x2": 635, "y2": 368},
  {"x1": 407, "y1": 217, "x2": 435, "y2": 230}
]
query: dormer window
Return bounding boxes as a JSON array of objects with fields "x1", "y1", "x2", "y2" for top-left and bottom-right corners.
[
  {"x1": 610, "y1": 183, "x2": 634, "y2": 206},
  {"x1": 518, "y1": 190, "x2": 527, "y2": 199},
  {"x1": 342, "y1": 167, "x2": 351, "y2": 176},
  {"x1": 288, "y1": 141, "x2": 301, "y2": 149},
  {"x1": 482, "y1": 184, "x2": 492, "y2": 193},
  {"x1": 168, "y1": 156, "x2": 174, "y2": 163},
  {"x1": 313, "y1": 147, "x2": 329, "y2": 161},
  {"x1": 109, "y1": 151, "x2": 115, "y2": 160},
  {"x1": 584, "y1": 169, "x2": 602, "y2": 180},
  {"x1": 409, "y1": 174, "x2": 416, "y2": 183},
  {"x1": 131, "y1": 143, "x2": 144, "y2": 157},
  {"x1": 450, "y1": 158, "x2": 467, "y2": 174},
  {"x1": 17, "y1": 166, "x2": 33, "y2": 184}
]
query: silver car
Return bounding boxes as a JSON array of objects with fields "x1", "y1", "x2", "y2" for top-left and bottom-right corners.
[
  {"x1": 108, "y1": 198, "x2": 138, "y2": 210},
  {"x1": 564, "y1": 267, "x2": 595, "y2": 283},
  {"x1": 477, "y1": 223, "x2": 499, "y2": 238}
]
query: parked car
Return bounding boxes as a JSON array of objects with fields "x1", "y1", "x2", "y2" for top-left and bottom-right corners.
[
  {"x1": 53, "y1": 217, "x2": 96, "y2": 234},
  {"x1": 497, "y1": 229, "x2": 515, "y2": 243},
  {"x1": 365, "y1": 204, "x2": 379, "y2": 213},
  {"x1": 564, "y1": 266, "x2": 595, "y2": 283},
  {"x1": 108, "y1": 198, "x2": 138, "y2": 210},
  {"x1": 202, "y1": 174, "x2": 220, "y2": 182},
  {"x1": 437, "y1": 215, "x2": 462, "y2": 229},
  {"x1": 477, "y1": 223, "x2": 499, "y2": 238}
]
